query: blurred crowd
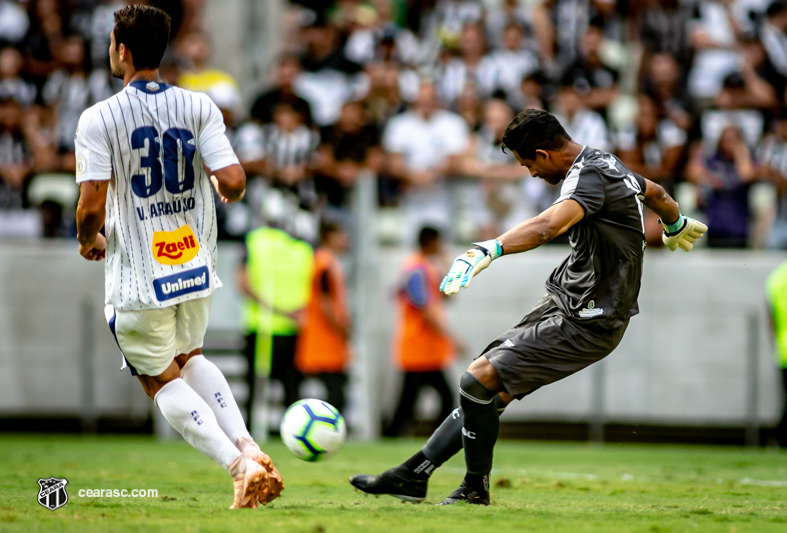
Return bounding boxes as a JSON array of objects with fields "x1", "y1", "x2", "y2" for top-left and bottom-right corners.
[{"x1": 2, "y1": 0, "x2": 787, "y2": 249}]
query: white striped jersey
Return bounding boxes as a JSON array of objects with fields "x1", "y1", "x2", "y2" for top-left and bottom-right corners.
[{"x1": 74, "y1": 79, "x2": 239, "y2": 310}]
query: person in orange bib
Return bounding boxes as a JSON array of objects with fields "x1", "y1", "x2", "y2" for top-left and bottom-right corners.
[
  {"x1": 295, "y1": 220, "x2": 352, "y2": 413},
  {"x1": 385, "y1": 226, "x2": 465, "y2": 437}
]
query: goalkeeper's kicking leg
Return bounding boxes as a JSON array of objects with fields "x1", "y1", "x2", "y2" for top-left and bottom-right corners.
[{"x1": 349, "y1": 389, "x2": 511, "y2": 503}]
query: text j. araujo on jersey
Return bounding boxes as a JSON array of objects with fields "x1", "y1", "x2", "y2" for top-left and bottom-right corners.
[{"x1": 74, "y1": 79, "x2": 239, "y2": 310}]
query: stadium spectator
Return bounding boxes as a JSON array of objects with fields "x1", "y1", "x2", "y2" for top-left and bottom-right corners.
[
  {"x1": 259, "y1": 101, "x2": 320, "y2": 244},
  {"x1": 687, "y1": 0, "x2": 746, "y2": 104},
  {"x1": 0, "y1": 47, "x2": 36, "y2": 106},
  {"x1": 382, "y1": 80, "x2": 469, "y2": 242},
  {"x1": 295, "y1": 12, "x2": 363, "y2": 126},
  {"x1": 757, "y1": 113, "x2": 787, "y2": 248},
  {"x1": 0, "y1": 0, "x2": 30, "y2": 46},
  {"x1": 42, "y1": 34, "x2": 112, "y2": 171},
  {"x1": 517, "y1": 70, "x2": 548, "y2": 111},
  {"x1": 385, "y1": 226, "x2": 461, "y2": 437},
  {"x1": 177, "y1": 30, "x2": 238, "y2": 93},
  {"x1": 0, "y1": 96, "x2": 34, "y2": 206},
  {"x1": 21, "y1": 0, "x2": 71, "y2": 88},
  {"x1": 419, "y1": 0, "x2": 484, "y2": 65},
  {"x1": 760, "y1": 1, "x2": 787, "y2": 81},
  {"x1": 0, "y1": 96, "x2": 40, "y2": 237},
  {"x1": 362, "y1": 60, "x2": 408, "y2": 127},
  {"x1": 460, "y1": 96, "x2": 535, "y2": 240},
  {"x1": 633, "y1": 0, "x2": 694, "y2": 62},
  {"x1": 485, "y1": 0, "x2": 554, "y2": 63},
  {"x1": 548, "y1": 0, "x2": 619, "y2": 66},
  {"x1": 435, "y1": 23, "x2": 491, "y2": 107},
  {"x1": 315, "y1": 100, "x2": 383, "y2": 211},
  {"x1": 481, "y1": 22, "x2": 540, "y2": 108},
  {"x1": 686, "y1": 124, "x2": 760, "y2": 248},
  {"x1": 641, "y1": 52, "x2": 694, "y2": 132},
  {"x1": 455, "y1": 82, "x2": 484, "y2": 132},
  {"x1": 552, "y1": 73, "x2": 612, "y2": 152},
  {"x1": 205, "y1": 82, "x2": 255, "y2": 240},
  {"x1": 250, "y1": 55, "x2": 313, "y2": 127},
  {"x1": 566, "y1": 22, "x2": 619, "y2": 113},
  {"x1": 616, "y1": 94, "x2": 687, "y2": 245},
  {"x1": 238, "y1": 226, "x2": 313, "y2": 431},
  {"x1": 344, "y1": 0, "x2": 421, "y2": 67},
  {"x1": 295, "y1": 220, "x2": 352, "y2": 415}
]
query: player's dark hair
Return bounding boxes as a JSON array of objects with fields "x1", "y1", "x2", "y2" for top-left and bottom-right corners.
[
  {"x1": 767, "y1": 1, "x2": 787, "y2": 18},
  {"x1": 113, "y1": 5, "x2": 171, "y2": 71},
  {"x1": 418, "y1": 226, "x2": 440, "y2": 249},
  {"x1": 320, "y1": 220, "x2": 344, "y2": 244},
  {"x1": 501, "y1": 109, "x2": 572, "y2": 160}
]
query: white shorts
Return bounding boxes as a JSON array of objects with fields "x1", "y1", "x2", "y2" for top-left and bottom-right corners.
[{"x1": 105, "y1": 295, "x2": 212, "y2": 377}]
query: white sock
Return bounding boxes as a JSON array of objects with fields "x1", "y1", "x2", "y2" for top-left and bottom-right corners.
[
  {"x1": 154, "y1": 378, "x2": 241, "y2": 470},
  {"x1": 181, "y1": 355, "x2": 252, "y2": 445}
]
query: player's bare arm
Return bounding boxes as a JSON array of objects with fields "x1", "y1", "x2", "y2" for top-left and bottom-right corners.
[
  {"x1": 209, "y1": 163, "x2": 246, "y2": 203},
  {"x1": 642, "y1": 178, "x2": 708, "y2": 252},
  {"x1": 440, "y1": 200, "x2": 585, "y2": 295},
  {"x1": 76, "y1": 179, "x2": 109, "y2": 261},
  {"x1": 497, "y1": 199, "x2": 585, "y2": 255},
  {"x1": 641, "y1": 178, "x2": 680, "y2": 225}
]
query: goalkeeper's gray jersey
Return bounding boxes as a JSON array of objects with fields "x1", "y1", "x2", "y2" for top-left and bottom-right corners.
[{"x1": 546, "y1": 146, "x2": 647, "y2": 329}]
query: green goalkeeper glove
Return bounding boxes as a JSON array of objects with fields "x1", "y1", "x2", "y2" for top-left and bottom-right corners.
[
  {"x1": 660, "y1": 214, "x2": 708, "y2": 252},
  {"x1": 440, "y1": 239, "x2": 503, "y2": 295}
]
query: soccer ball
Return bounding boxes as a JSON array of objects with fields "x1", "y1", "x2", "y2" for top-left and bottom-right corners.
[{"x1": 279, "y1": 399, "x2": 346, "y2": 461}]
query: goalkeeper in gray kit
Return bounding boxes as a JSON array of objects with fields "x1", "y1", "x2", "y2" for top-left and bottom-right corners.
[{"x1": 350, "y1": 109, "x2": 707, "y2": 505}]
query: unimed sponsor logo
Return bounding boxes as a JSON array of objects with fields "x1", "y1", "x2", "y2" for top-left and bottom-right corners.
[{"x1": 153, "y1": 266, "x2": 209, "y2": 302}]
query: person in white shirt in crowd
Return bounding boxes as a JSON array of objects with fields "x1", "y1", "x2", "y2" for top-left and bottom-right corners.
[
  {"x1": 616, "y1": 94, "x2": 688, "y2": 245},
  {"x1": 760, "y1": 1, "x2": 787, "y2": 80},
  {"x1": 0, "y1": 0, "x2": 29, "y2": 46},
  {"x1": 460, "y1": 95, "x2": 543, "y2": 240},
  {"x1": 42, "y1": 34, "x2": 113, "y2": 172},
  {"x1": 482, "y1": 22, "x2": 540, "y2": 108},
  {"x1": 484, "y1": 0, "x2": 554, "y2": 64},
  {"x1": 757, "y1": 113, "x2": 787, "y2": 248},
  {"x1": 552, "y1": 73, "x2": 612, "y2": 152},
  {"x1": 344, "y1": 0, "x2": 421, "y2": 67},
  {"x1": 294, "y1": 12, "x2": 364, "y2": 127},
  {"x1": 205, "y1": 82, "x2": 263, "y2": 240},
  {"x1": 420, "y1": 0, "x2": 484, "y2": 65},
  {"x1": 383, "y1": 80, "x2": 469, "y2": 243},
  {"x1": 435, "y1": 23, "x2": 494, "y2": 107},
  {"x1": 687, "y1": 0, "x2": 747, "y2": 104},
  {"x1": 0, "y1": 47, "x2": 36, "y2": 106}
]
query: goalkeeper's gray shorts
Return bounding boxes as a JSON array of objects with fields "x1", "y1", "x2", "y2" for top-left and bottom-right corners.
[{"x1": 480, "y1": 295, "x2": 629, "y2": 400}]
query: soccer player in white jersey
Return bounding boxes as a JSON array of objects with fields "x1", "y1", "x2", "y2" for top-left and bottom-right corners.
[{"x1": 74, "y1": 5, "x2": 283, "y2": 509}]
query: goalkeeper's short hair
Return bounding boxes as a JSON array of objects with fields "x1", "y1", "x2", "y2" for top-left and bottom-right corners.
[{"x1": 501, "y1": 109, "x2": 572, "y2": 160}]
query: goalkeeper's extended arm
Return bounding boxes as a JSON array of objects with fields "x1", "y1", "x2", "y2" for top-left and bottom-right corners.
[
  {"x1": 641, "y1": 178, "x2": 708, "y2": 252},
  {"x1": 440, "y1": 199, "x2": 586, "y2": 295}
]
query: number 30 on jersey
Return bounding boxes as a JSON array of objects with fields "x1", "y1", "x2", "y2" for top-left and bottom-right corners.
[{"x1": 130, "y1": 126, "x2": 196, "y2": 198}]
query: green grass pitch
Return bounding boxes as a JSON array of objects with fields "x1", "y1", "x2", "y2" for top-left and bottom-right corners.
[{"x1": 0, "y1": 435, "x2": 786, "y2": 532}]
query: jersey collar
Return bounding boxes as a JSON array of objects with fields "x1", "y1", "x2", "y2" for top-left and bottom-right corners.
[
  {"x1": 128, "y1": 80, "x2": 171, "y2": 94},
  {"x1": 570, "y1": 145, "x2": 588, "y2": 168}
]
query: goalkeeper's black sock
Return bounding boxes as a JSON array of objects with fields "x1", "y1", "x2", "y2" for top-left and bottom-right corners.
[
  {"x1": 415, "y1": 395, "x2": 508, "y2": 479},
  {"x1": 400, "y1": 450, "x2": 435, "y2": 480},
  {"x1": 459, "y1": 372, "x2": 499, "y2": 477}
]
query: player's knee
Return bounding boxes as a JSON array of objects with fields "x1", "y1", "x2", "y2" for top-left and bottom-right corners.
[
  {"x1": 459, "y1": 372, "x2": 495, "y2": 404},
  {"x1": 175, "y1": 350, "x2": 203, "y2": 369}
]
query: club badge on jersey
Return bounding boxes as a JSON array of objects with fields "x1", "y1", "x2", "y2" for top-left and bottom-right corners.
[{"x1": 152, "y1": 224, "x2": 200, "y2": 265}]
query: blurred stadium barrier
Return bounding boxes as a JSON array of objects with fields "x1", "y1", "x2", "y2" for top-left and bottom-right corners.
[{"x1": 0, "y1": 237, "x2": 783, "y2": 443}]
